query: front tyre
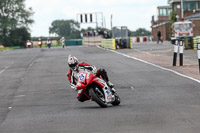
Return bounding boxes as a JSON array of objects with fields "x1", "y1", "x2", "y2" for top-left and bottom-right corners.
[
  {"x1": 111, "y1": 93, "x2": 121, "y2": 106},
  {"x1": 89, "y1": 88, "x2": 108, "y2": 108}
]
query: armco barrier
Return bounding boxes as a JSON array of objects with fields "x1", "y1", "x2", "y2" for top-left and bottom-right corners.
[
  {"x1": 66, "y1": 40, "x2": 82, "y2": 46},
  {"x1": 130, "y1": 38, "x2": 133, "y2": 49},
  {"x1": 193, "y1": 36, "x2": 200, "y2": 50},
  {"x1": 101, "y1": 39, "x2": 116, "y2": 50}
]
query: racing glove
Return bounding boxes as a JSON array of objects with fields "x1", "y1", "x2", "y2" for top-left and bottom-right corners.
[
  {"x1": 70, "y1": 83, "x2": 77, "y2": 91},
  {"x1": 84, "y1": 65, "x2": 97, "y2": 73}
]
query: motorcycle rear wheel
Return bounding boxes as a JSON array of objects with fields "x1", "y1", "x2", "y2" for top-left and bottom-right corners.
[{"x1": 89, "y1": 88, "x2": 108, "y2": 108}]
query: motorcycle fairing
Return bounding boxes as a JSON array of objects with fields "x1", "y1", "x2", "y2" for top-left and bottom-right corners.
[{"x1": 76, "y1": 72, "x2": 113, "y2": 103}]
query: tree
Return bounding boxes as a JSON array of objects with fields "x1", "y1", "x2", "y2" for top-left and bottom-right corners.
[
  {"x1": 0, "y1": 0, "x2": 34, "y2": 46},
  {"x1": 169, "y1": 11, "x2": 177, "y2": 37},
  {"x1": 8, "y1": 27, "x2": 31, "y2": 47},
  {"x1": 128, "y1": 29, "x2": 134, "y2": 36},
  {"x1": 49, "y1": 20, "x2": 81, "y2": 39},
  {"x1": 132, "y1": 28, "x2": 151, "y2": 36}
]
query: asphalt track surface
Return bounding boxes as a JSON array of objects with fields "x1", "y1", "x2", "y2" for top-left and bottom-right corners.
[{"x1": 0, "y1": 46, "x2": 200, "y2": 133}]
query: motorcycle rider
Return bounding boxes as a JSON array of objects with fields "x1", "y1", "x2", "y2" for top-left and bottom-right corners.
[
  {"x1": 38, "y1": 38, "x2": 42, "y2": 48},
  {"x1": 60, "y1": 37, "x2": 65, "y2": 48},
  {"x1": 67, "y1": 55, "x2": 115, "y2": 102},
  {"x1": 46, "y1": 38, "x2": 51, "y2": 49}
]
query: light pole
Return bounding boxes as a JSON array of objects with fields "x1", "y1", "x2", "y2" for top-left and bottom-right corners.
[
  {"x1": 111, "y1": 14, "x2": 113, "y2": 30},
  {"x1": 181, "y1": 0, "x2": 184, "y2": 19}
]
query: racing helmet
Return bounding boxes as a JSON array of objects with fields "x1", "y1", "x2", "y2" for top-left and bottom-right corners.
[{"x1": 68, "y1": 55, "x2": 79, "y2": 70}]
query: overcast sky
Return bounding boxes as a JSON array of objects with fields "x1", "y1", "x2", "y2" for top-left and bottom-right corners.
[{"x1": 25, "y1": 0, "x2": 169, "y2": 37}]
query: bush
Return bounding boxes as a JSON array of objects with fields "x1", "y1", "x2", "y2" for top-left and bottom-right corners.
[
  {"x1": 3, "y1": 27, "x2": 31, "y2": 48},
  {"x1": 10, "y1": 27, "x2": 31, "y2": 48}
]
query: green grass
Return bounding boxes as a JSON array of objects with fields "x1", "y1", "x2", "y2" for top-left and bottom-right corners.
[
  {"x1": 0, "y1": 47, "x2": 10, "y2": 51},
  {"x1": 0, "y1": 46, "x2": 21, "y2": 51},
  {"x1": 34, "y1": 44, "x2": 62, "y2": 48},
  {"x1": 0, "y1": 44, "x2": 63, "y2": 51},
  {"x1": 46, "y1": 44, "x2": 62, "y2": 47}
]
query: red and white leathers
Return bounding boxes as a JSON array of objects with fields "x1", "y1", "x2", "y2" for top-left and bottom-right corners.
[{"x1": 67, "y1": 62, "x2": 113, "y2": 102}]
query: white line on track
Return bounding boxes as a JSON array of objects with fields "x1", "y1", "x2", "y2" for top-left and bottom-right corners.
[
  {"x1": 97, "y1": 46, "x2": 200, "y2": 84},
  {"x1": 14, "y1": 95, "x2": 26, "y2": 98},
  {"x1": 0, "y1": 66, "x2": 10, "y2": 74},
  {"x1": 29, "y1": 61, "x2": 35, "y2": 68},
  {"x1": 27, "y1": 61, "x2": 35, "y2": 71}
]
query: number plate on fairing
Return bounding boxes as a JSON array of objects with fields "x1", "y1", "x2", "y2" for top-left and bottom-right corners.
[
  {"x1": 78, "y1": 73, "x2": 86, "y2": 81},
  {"x1": 103, "y1": 88, "x2": 112, "y2": 103}
]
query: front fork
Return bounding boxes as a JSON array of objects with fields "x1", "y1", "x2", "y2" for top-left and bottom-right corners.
[{"x1": 102, "y1": 85, "x2": 116, "y2": 103}]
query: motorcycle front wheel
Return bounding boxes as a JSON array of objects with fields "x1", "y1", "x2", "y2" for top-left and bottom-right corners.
[
  {"x1": 111, "y1": 93, "x2": 120, "y2": 106},
  {"x1": 89, "y1": 87, "x2": 108, "y2": 108}
]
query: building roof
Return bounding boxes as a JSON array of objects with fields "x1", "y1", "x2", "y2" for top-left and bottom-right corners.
[
  {"x1": 184, "y1": 13, "x2": 200, "y2": 20},
  {"x1": 168, "y1": 0, "x2": 199, "y2": 3},
  {"x1": 157, "y1": 6, "x2": 172, "y2": 9},
  {"x1": 152, "y1": 20, "x2": 169, "y2": 28}
]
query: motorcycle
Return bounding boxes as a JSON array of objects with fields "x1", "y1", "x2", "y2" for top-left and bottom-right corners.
[{"x1": 75, "y1": 71, "x2": 120, "y2": 108}]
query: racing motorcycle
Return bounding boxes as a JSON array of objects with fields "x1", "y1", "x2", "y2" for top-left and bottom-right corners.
[{"x1": 75, "y1": 70, "x2": 120, "y2": 108}]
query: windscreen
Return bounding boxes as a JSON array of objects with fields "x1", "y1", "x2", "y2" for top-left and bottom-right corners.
[{"x1": 174, "y1": 23, "x2": 192, "y2": 32}]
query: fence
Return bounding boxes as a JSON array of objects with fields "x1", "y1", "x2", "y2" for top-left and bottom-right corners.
[{"x1": 83, "y1": 35, "x2": 102, "y2": 46}]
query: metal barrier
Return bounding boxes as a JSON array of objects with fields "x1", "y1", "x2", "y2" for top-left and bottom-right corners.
[
  {"x1": 66, "y1": 40, "x2": 82, "y2": 46},
  {"x1": 101, "y1": 39, "x2": 116, "y2": 50},
  {"x1": 130, "y1": 38, "x2": 133, "y2": 49},
  {"x1": 193, "y1": 36, "x2": 200, "y2": 50},
  {"x1": 101, "y1": 38, "x2": 132, "y2": 50}
]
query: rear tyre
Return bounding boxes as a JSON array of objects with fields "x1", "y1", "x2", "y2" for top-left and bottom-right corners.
[
  {"x1": 89, "y1": 88, "x2": 108, "y2": 108},
  {"x1": 111, "y1": 93, "x2": 121, "y2": 106}
]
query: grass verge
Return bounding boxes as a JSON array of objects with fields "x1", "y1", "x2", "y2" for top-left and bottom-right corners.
[{"x1": 0, "y1": 46, "x2": 21, "y2": 52}]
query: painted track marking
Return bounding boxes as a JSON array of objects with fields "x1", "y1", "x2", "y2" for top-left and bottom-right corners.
[{"x1": 0, "y1": 66, "x2": 10, "y2": 74}]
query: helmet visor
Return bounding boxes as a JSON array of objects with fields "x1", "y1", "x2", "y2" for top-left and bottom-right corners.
[{"x1": 69, "y1": 63, "x2": 78, "y2": 70}]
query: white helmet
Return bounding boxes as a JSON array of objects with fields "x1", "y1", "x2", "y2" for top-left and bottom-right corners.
[{"x1": 68, "y1": 55, "x2": 79, "y2": 70}]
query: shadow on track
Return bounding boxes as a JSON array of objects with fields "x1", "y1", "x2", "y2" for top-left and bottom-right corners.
[{"x1": 75, "y1": 104, "x2": 122, "y2": 110}]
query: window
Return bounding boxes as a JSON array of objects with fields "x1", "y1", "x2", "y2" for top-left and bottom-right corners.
[
  {"x1": 160, "y1": 9, "x2": 167, "y2": 16},
  {"x1": 163, "y1": 9, "x2": 167, "y2": 16},
  {"x1": 168, "y1": 9, "x2": 172, "y2": 16},
  {"x1": 183, "y1": 2, "x2": 196, "y2": 11},
  {"x1": 159, "y1": 9, "x2": 162, "y2": 16},
  {"x1": 198, "y1": 1, "x2": 200, "y2": 10}
]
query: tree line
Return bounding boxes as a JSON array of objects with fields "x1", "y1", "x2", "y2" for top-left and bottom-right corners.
[
  {"x1": 49, "y1": 19, "x2": 151, "y2": 39},
  {"x1": 0, "y1": 0, "x2": 151, "y2": 47},
  {"x1": 0, "y1": 0, "x2": 34, "y2": 47}
]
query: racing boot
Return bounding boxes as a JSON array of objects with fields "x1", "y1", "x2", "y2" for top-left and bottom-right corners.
[
  {"x1": 77, "y1": 90, "x2": 83, "y2": 100},
  {"x1": 107, "y1": 81, "x2": 116, "y2": 93},
  {"x1": 77, "y1": 90, "x2": 88, "y2": 102},
  {"x1": 107, "y1": 81, "x2": 114, "y2": 88}
]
